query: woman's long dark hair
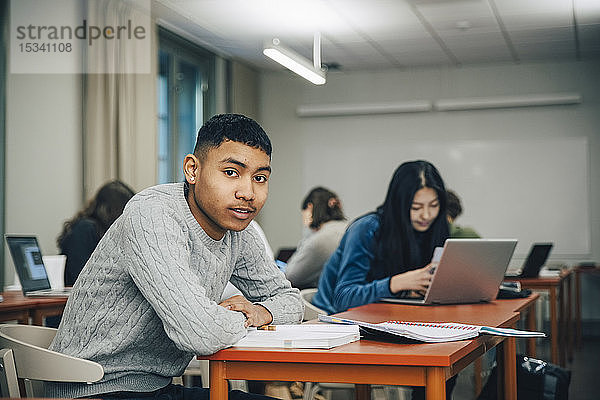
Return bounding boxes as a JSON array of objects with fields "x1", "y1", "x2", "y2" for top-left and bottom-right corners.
[
  {"x1": 57, "y1": 180, "x2": 135, "y2": 247},
  {"x1": 369, "y1": 160, "x2": 449, "y2": 281}
]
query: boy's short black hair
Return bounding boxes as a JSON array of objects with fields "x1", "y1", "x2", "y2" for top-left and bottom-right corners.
[{"x1": 193, "y1": 114, "x2": 272, "y2": 158}]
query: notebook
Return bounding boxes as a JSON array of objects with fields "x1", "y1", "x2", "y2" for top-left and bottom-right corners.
[
  {"x1": 381, "y1": 239, "x2": 517, "y2": 305},
  {"x1": 233, "y1": 324, "x2": 360, "y2": 349},
  {"x1": 505, "y1": 243, "x2": 553, "y2": 278},
  {"x1": 5, "y1": 235, "x2": 71, "y2": 297},
  {"x1": 318, "y1": 315, "x2": 545, "y2": 343}
]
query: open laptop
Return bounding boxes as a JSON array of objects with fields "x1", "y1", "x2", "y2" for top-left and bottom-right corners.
[
  {"x1": 505, "y1": 243, "x2": 553, "y2": 278},
  {"x1": 381, "y1": 238, "x2": 517, "y2": 305},
  {"x1": 5, "y1": 235, "x2": 71, "y2": 297}
]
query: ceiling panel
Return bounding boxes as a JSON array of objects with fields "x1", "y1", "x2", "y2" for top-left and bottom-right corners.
[
  {"x1": 153, "y1": 0, "x2": 600, "y2": 72},
  {"x1": 327, "y1": 0, "x2": 426, "y2": 35},
  {"x1": 493, "y1": 0, "x2": 573, "y2": 26},
  {"x1": 574, "y1": 0, "x2": 600, "y2": 24}
]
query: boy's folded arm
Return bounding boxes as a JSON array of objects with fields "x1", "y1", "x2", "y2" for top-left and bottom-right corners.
[{"x1": 124, "y1": 207, "x2": 247, "y2": 355}]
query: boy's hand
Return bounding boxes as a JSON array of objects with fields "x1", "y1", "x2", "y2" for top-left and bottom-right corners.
[{"x1": 219, "y1": 295, "x2": 273, "y2": 327}]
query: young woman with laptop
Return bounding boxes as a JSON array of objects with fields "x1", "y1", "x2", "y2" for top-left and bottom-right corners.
[
  {"x1": 312, "y1": 159, "x2": 454, "y2": 400},
  {"x1": 313, "y1": 160, "x2": 449, "y2": 315}
]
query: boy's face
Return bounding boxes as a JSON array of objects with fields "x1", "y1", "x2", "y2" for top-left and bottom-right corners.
[{"x1": 184, "y1": 140, "x2": 271, "y2": 240}]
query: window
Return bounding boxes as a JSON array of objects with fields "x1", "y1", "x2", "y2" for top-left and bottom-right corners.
[
  {"x1": 0, "y1": 0, "x2": 6, "y2": 289},
  {"x1": 157, "y1": 28, "x2": 216, "y2": 183}
]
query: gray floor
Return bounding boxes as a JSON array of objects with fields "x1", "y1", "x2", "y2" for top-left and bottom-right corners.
[
  {"x1": 565, "y1": 337, "x2": 599, "y2": 400},
  {"x1": 333, "y1": 336, "x2": 599, "y2": 400},
  {"x1": 452, "y1": 336, "x2": 599, "y2": 400}
]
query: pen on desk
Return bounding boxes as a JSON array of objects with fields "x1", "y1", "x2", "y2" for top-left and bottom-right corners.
[{"x1": 257, "y1": 325, "x2": 276, "y2": 331}]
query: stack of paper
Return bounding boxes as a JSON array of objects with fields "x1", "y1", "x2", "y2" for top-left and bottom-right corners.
[
  {"x1": 319, "y1": 315, "x2": 545, "y2": 343},
  {"x1": 233, "y1": 324, "x2": 360, "y2": 349}
]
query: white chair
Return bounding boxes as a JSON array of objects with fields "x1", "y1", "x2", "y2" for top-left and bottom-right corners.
[
  {"x1": 0, "y1": 348, "x2": 20, "y2": 397},
  {"x1": 299, "y1": 288, "x2": 325, "y2": 322},
  {"x1": 0, "y1": 324, "x2": 104, "y2": 397}
]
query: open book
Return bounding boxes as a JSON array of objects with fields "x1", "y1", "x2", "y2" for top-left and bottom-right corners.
[
  {"x1": 319, "y1": 315, "x2": 545, "y2": 343},
  {"x1": 233, "y1": 324, "x2": 360, "y2": 349}
]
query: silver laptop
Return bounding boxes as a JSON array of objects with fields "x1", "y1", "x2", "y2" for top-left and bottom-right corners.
[
  {"x1": 382, "y1": 239, "x2": 517, "y2": 305},
  {"x1": 5, "y1": 235, "x2": 71, "y2": 297}
]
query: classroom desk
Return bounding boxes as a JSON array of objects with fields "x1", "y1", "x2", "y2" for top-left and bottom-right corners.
[
  {"x1": 0, "y1": 290, "x2": 67, "y2": 325},
  {"x1": 199, "y1": 296, "x2": 538, "y2": 400},
  {"x1": 574, "y1": 264, "x2": 600, "y2": 347},
  {"x1": 504, "y1": 269, "x2": 572, "y2": 366}
]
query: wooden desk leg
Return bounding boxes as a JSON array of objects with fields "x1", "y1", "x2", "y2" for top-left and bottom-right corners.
[
  {"x1": 549, "y1": 286, "x2": 559, "y2": 365},
  {"x1": 557, "y1": 280, "x2": 566, "y2": 367},
  {"x1": 501, "y1": 338, "x2": 517, "y2": 400},
  {"x1": 31, "y1": 311, "x2": 44, "y2": 326},
  {"x1": 575, "y1": 269, "x2": 582, "y2": 348},
  {"x1": 355, "y1": 384, "x2": 371, "y2": 400},
  {"x1": 209, "y1": 361, "x2": 229, "y2": 400},
  {"x1": 526, "y1": 299, "x2": 537, "y2": 357},
  {"x1": 565, "y1": 274, "x2": 573, "y2": 363},
  {"x1": 425, "y1": 367, "x2": 446, "y2": 400}
]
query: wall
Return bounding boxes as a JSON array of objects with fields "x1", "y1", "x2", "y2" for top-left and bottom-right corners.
[
  {"x1": 230, "y1": 61, "x2": 260, "y2": 121},
  {"x1": 3, "y1": 73, "x2": 82, "y2": 285},
  {"x1": 258, "y1": 60, "x2": 600, "y2": 321}
]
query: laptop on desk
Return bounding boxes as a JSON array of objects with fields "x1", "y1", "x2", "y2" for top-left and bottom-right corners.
[
  {"x1": 5, "y1": 235, "x2": 72, "y2": 297},
  {"x1": 505, "y1": 243, "x2": 553, "y2": 279},
  {"x1": 381, "y1": 239, "x2": 517, "y2": 305}
]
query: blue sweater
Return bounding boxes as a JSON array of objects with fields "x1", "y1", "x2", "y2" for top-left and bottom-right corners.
[{"x1": 313, "y1": 214, "x2": 393, "y2": 314}]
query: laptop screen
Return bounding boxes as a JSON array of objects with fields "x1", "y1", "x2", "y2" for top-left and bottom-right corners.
[
  {"x1": 5, "y1": 235, "x2": 51, "y2": 293},
  {"x1": 520, "y1": 243, "x2": 553, "y2": 278}
]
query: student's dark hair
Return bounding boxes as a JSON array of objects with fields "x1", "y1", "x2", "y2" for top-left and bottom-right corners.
[
  {"x1": 57, "y1": 180, "x2": 135, "y2": 247},
  {"x1": 193, "y1": 113, "x2": 272, "y2": 158},
  {"x1": 369, "y1": 160, "x2": 449, "y2": 281},
  {"x1": 302, "y1": 187, "x2": 345, "y2": 229},
  {"x1": 446, "y1": 189, "x2": 463, "y2": 220}
]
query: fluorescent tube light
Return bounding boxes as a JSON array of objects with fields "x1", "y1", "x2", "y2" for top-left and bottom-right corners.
[
  {"x1": 263, "y1": 38, "x2": 326, "y2": 85},
  {"x1": 297, "y1": 101, "x2": 432, "y2": 117},
  {"x1": 434, "y1": 93, "x2": 582, "y2": 111}
]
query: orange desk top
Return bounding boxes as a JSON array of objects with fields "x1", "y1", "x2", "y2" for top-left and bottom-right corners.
[{"x1": 201, "y1": 295, "x2": 538, "y2": 368}]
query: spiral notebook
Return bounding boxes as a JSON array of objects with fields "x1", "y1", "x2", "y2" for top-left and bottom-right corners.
[{"x1": 318, "y1": 315, "x2": 545, "y2": 343}]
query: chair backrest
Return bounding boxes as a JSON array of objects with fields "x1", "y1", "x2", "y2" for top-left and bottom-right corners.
[
  {"x1": 299, "y1": 288, "x2": 326, "y2": 321},
  {"x1": 0, "y1": 324, "x2": 104, "y2": 397},
  {"x1": 0, "y1": 348, "x2": 20, "y2": 397}
]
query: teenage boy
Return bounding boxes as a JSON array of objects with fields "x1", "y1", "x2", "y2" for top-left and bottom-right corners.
[{"x1": 47, "y1": 114, "x2": 304, "y2": 400}]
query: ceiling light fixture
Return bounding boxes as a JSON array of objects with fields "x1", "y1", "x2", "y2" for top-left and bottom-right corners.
[{"x1": 263, "y1": 34, "x2": 326, "y2": 85}]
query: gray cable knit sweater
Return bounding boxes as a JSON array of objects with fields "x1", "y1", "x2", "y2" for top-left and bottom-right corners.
[{"x1": 47, "y1": 183, "x2": 303, "y2": 398}]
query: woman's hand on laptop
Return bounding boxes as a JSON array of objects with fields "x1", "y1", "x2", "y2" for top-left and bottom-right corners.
[
  {"x1": 389, "y1": 264, "x2": 435, "y2": 294},
  {"x1": 219, "y1": 295, "x2": 273, "y2": 327}
]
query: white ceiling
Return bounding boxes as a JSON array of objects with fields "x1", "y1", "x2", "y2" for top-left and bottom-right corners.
[{"x1": 152, "y1": 0, "x2": 600, "y2": 72}]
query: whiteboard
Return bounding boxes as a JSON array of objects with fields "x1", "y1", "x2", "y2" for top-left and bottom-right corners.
[{"x1": 303, "y1": 137, "x2": 590, "y2": 257}]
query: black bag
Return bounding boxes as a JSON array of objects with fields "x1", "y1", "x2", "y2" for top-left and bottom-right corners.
[{"x1": 477, "y1": 354, "x2": 571, "y2": 400}]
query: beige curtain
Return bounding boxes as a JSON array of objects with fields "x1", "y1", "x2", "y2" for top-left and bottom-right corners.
[{"x1": 84, "y1": 0, "x2": 157, "y2": 199}]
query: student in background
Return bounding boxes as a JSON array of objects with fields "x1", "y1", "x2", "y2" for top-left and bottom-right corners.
[
  {"x1": 313, "y1": 160, "x2": 449, "y2": 314},
  {"x1": 446, "y1": 189, "x2": 480, "y2": 238},
  {"x1": 313, "y1": 160, "x2": 454, "y2": 400},
  {"x1": 47, "y1": 114, "x2": 303, "y2": 400},
  {"x1": 284, "y1": 187, "x2": 347, "y2": 289},
  {"x1": 57, "y1": 180, "x2": 135, "y2": 286}
]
